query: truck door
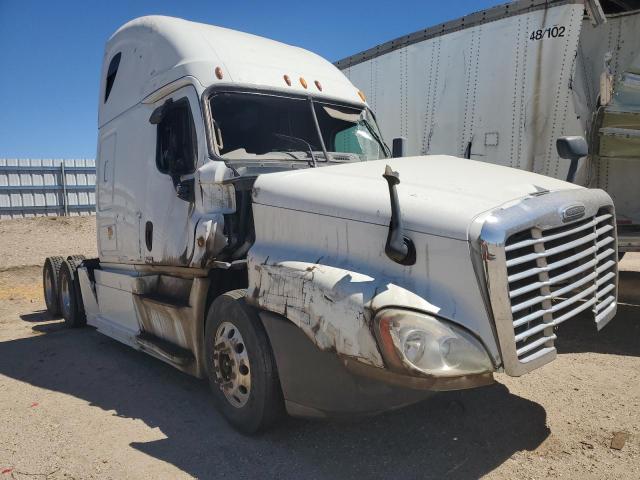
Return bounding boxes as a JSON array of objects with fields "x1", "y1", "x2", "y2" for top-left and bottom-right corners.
[{"x1": 143, "y1": 85, "x2": 204, "y2": 266}]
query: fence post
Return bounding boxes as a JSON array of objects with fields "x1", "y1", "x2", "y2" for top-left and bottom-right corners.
[{"x1": 60, "y1": 162, "x2": 68, "y2": 216}]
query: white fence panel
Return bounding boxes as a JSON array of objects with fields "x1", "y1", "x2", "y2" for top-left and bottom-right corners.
[{"x1": 0, "y1": 158, "x2": 96, "y2": 219}]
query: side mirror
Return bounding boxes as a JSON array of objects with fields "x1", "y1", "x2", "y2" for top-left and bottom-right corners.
[
  {"x1": 175, "y1": 178, "x2": 195, "y2": 202},
  {"x1": 149, "y1": 98, "x2": 173, "y2": 125},
  {"x1": 556, "y1": 136, "x2": 588, "y2": 183},
  {"x1": 392, "y1": 137, "x2": 407, "y2": 158}
]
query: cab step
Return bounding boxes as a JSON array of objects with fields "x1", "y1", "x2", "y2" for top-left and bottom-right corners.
[{"x1": 136, "y1": 331, "x2": 195, "y2": 366}]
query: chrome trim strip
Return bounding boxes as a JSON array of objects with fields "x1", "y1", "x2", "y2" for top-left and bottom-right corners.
[
  {"x1": 505, "y1": 214, "x2": 609, "y2": 251},
  {"x1": 517, "y1": 334, "x2": 557, "y2": 357},
  {"x1": 509, "y1": 259, "x2": 598, "y2": 298},
  {"x1": 507, "y1": 245, "x2": 597, "y2": 282},
  {"x1": 513, "y1": 284, "x2": 598, "y2": 332},
  {"x1": 506, "y1": 232, "x2": 598, "y2": 267}
]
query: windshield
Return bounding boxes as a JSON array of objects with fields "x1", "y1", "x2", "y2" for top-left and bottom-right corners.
[{"x1": 208, "y1": 91, "x2": 390, "y2": 163}]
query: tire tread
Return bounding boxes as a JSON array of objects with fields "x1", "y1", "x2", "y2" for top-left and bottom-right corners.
[
  {"x1": 205, "y1": 289, "x2": 284, "y2": 433},
  {"x1": 43, "y1": 256, "x2": 65, "y2": 315},
  {"x1": 58, "y1": 259, "x2": 86, "y2": 328}
]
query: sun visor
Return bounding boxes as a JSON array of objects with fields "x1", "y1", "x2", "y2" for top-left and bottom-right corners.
[{"x1": 322, "y1": 105, "x2": 360, "y2": 123}]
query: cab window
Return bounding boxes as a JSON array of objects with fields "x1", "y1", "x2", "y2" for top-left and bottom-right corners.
[
  {"x1": 155, "y1": 98, "x2": 197, "y2": 176},
  {"x1": 104, "y1": 52, "x2": 121, "y2": 103}
]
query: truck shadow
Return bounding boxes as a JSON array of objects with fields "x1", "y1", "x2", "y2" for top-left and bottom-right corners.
[
  {"x1": 19, "y1": 310, "x2": 52, "y2": 322},
  {"x1": 0, "y1": 317, "x2": 549, "y2": 480},
  {"x1": 618, "y1": 270, "x2": 640, "y2": 306},
  {"x1": 555, "y1": 287, "x2": 640, "y2": 358}
]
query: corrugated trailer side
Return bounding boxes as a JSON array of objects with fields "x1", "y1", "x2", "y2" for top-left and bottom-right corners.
[
  {"x1": 337, "y1": 0, "x2": 640, "y2": 251},
  {"x1": 338, "y1": 0, "x2": 586, "y2": 180}
]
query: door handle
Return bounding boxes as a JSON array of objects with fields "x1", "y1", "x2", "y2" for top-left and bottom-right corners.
[{"x1": 145, "y1": 221, "x2": 153, "y2": 251}]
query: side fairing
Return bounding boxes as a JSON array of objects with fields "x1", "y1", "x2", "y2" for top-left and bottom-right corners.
[{"x1": 96, "y1": 103, "x2": 152, "y2": 263}]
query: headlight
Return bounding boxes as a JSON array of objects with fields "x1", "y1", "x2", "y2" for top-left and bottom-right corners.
[{"x1": 374, "y1": 309, "x2": 493, "y2": 377}]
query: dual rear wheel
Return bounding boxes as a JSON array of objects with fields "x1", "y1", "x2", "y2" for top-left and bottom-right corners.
[
  {"x1": 42, "y1": 255, "x2": 86, "y2": 327},
  {"x1": 43, "y1": 256, "x2": 64, "y2": 315}
]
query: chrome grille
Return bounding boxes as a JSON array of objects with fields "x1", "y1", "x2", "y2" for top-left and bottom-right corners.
[{"x1": 503, "y1": 208, "x2": 617, "y2": 364}]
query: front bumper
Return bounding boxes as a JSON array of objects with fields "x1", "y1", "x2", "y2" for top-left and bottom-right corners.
[
  {"x1": 260, "y1": 311, "x2": 493, "y2": 418},
  {"x1": 343, "y1": 358, "x2": 495, "y2": 392}
]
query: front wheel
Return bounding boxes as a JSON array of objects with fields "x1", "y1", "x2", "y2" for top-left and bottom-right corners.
[{"x1": 205, "y1": 290, "x2": 284, "y2": 433}]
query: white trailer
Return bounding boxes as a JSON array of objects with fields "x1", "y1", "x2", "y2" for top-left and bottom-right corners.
[
  {"x1": 337, "y1": 0, "x2": 640, "y2": 253},
  {"x1": 43, "y1": 16, "x2": 618, "y2": 433}
]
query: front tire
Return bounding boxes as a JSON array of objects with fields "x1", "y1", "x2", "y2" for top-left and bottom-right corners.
[
  {"x1": 58, "y1": 260, "x2": 86, "y2": 328},
  {"x1": 205, "y1": 290, "x2": 284, "y2": 433}
]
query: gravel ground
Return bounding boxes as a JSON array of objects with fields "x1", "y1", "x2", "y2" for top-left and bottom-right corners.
[
  {"x1": 0, "y1": 216, "x2": 96, "y2": 271},
  {"x1": 0, "y1": 216, "x2": 638, "y2": 479}
]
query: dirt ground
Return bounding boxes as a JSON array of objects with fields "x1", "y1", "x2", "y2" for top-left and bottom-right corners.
[
  {"x1": 0, "y1": 216, "x2": 97, "y2": 270},
  {"x1": 0, "y1": 216, "x2": 638, "y2": 479}
]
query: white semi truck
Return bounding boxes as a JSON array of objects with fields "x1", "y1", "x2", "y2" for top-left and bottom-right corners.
[
  {"x1": 337, "y1": 0, "x2": 640, "y2": 254},
  {"x1": 43, "y1": 16, "x2": 619, "y2": 432}
]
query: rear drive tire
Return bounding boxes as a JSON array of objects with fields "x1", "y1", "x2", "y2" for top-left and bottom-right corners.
[
  {"x1": 58, "y1": 260, "x2": 86, "y2": 328},
  {"x1": 205, "y1": 289, "x2": 284, "y2": 433},
  {"x1": 66, "y1": 255, "x2": 86, "y2": 268},
  {"x1": 43, "y1": 256, "x2": 64, "y2": 315}
]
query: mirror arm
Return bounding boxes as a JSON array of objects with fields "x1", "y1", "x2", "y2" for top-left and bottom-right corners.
[
  {"x1": 566, "y1": 158, "x2": 579, "y2": 183},
  {"x1": 382, "y1": 165, "x2": 416, "y2": 265}
]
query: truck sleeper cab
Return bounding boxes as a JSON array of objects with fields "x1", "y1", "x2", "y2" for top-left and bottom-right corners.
[{"x1": 43, "y1": 16, "x2": 619, "y2": 433}]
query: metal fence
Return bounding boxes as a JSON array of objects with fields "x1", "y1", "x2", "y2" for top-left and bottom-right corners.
[{"x1": 0, "y1": 159, "x2": 96, "y2": 219}]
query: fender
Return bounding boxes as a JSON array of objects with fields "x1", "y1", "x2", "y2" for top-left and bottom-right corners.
[{"x1": 247, "y1": 250, "x2": 441, "y2": 368}]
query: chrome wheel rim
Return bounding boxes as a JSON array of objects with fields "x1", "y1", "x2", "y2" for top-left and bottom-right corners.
[
  {"x1": 60, "y1": 273, "x2": 72, "y2": 319},
  {"x1": 213, "y1": 321, "x2": 251, "y2": 408}
]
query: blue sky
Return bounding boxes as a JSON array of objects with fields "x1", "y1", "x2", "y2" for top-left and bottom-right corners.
[{"x1": 0, "y1": 0, "x2": 498, "y2": 158}]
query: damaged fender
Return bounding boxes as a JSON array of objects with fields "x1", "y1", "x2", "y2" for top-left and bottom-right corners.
[{"x1": 247, "y1": 251, "x2": 440, "y2": 369}]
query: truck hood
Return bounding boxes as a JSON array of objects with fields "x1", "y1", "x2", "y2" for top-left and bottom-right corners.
[{"x1": 252, "y1": 155, "x2": 582, "y2": 240}]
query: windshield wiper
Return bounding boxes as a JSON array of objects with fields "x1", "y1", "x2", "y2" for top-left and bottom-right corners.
[
  {"x1": 272, "y1": 133, "x2": 317, "y2": 168},
  {"x1": 360, "y1": 117, "x2": 391, "y2": 157},
  {"x1": 309, "y1": 97, "x2": 331, "y2": 164}
]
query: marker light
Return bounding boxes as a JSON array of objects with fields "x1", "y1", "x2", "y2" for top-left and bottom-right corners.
[
  {"x1": 357, "y1": 90, "x2": 366, "y2": 102},
  {"x1": 314, "y1": 80, "x2": 322, "y2": 91},
  {"x1": 300, "y1": 77, "x2": 308, "y2": 89},
  {"x1": 284, "y1": 74, "x2": 292, "y2": 86},
  {"x1": 215, "y1": 66, "x2": 223, "y2": 80}
]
